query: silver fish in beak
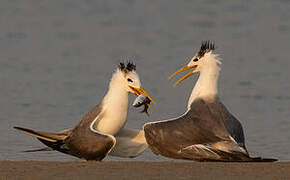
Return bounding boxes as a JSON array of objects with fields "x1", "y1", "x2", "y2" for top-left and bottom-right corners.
[{"x1": 133, "y1": 94, "x2": 152, "y2": 115}]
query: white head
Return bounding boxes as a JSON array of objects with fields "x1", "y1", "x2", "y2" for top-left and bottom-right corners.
[
  {"x1": 109, "y1": 62, "x2": 155, "y2": 103},
  {"x1": 169, "y1": 41, "x2": 221, "y2": 86}
]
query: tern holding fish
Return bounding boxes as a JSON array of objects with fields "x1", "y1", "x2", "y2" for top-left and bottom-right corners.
[
  {"x1": 133, "y1": 95, "x2": 152, "y2": 115},
  {"x1": 14, "y1": 62, "x2": 155, "y2": 161},
  {"x1": 143, "y1": 41, "x2": 277, "y2": 162}
]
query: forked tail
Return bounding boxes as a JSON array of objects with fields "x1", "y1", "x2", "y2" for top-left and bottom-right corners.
[
  {"x1": 23, "y1": 147, "x2": 54, "y2": 152},
  {"x1": 250, "y1": 157, "x2": 277, "y2": 162},
  {"x1": 14, "y1": 126, "x2": 72, "y2": 153},
  {"x1": 14, "y1": 126, "x2": 70, "y2": 142}
]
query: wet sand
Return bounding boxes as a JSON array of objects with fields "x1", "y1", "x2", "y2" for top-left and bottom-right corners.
[
  {"x1": 2, "y1": 0, "x2": 290, "y2": 162},
  {"x1": 0, "y1": 160, "x2": 288, "y2": 179}
]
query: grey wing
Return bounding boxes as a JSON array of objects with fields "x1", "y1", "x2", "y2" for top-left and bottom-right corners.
[
  {"x1": 144, "y1": 98, "x2": 247, "y2": 161},
  {"x1": 219, "y1": 102, "x2": 247, "y2": 150},
  {"x1": 144, "y1": 117, "x2": 249, "y2": 161},
  {"x1": 225, "y1": 115, "x2": 246, "y2": 148},
  {"x1": 19, "y1": 125, "x2": 116, "y2": 161},
  {"x1": 144, "y1": 99, "x2": 230, "y2": 159},
  {"x1": 144, "y1": 115, "x2": 230, "y2": 159},
  {"x1": 65, "y1": 128, "x2": 116, "y2": 161},
  {"x1": 63, "y1": 104, "x2": 116, "y2": 161},
  {"x1": 180, "y1": 142, "x2": 250, "y2": 162},
  {"x1": 14, "y1": 126, "x2": 73, "y2": 153}
]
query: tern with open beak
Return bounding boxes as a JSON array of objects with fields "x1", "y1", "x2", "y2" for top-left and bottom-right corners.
[
  {"x1": 143, "y1": 41, "x2": 277, "y2": 162},
  {"x1": 14, "y1": 62, "x2": 155, "y2": 161}
]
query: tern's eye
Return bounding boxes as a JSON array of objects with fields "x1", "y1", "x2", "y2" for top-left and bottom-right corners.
[
  {"x1": 127, "y1": 78, "x2": 133, "y2": 82},
  {"x1": 193, "y1": 58, "x2": 199, "y2": 62}
]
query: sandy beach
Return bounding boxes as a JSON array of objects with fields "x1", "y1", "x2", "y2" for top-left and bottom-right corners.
[
  {"x1": 1, "y1": 160, "x2": 289, "y2": 179},
  {"x1": 2, "y1": 0, "x2": 290, "y2": 162},
  {"x1": 1, "y1": 1, "x2": 290, "y2": 179}
]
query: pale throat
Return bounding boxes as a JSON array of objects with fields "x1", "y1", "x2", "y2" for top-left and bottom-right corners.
[
  {"x1": 187, "y1": 57, "x2": 220, "y2": 108},
  {"x1": 94, "y1": 74, "x2": 130, "y2": 135}
]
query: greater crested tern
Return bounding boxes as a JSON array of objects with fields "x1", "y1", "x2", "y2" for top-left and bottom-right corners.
[
  {"x1": 15, "y1": 62, "x2": 155, "y2": 161},
  {"x1": 143, "y1": 41, "x2": 277, "y2": 162}
]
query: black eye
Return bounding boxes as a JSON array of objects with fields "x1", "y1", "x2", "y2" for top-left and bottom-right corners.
[
  {"x1": 127, "y1": 78, "x2": 133, "y2": 82},
  {"x1": 193, "y1": 58, "x2": 198, "y2": 62}
]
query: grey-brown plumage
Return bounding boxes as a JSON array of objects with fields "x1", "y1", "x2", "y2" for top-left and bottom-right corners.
[
  {"x1": 144, "y1": 97, "x2": 276, "y2": 162},
  {"x1": 64, "y1": 104, "x2": 116, "y2": 160},
  {"x1": 15, "y1": 104, "x2": 115, "y2": 161},
  {"x1": 222, "y1": 105, "x2": 247, "y2": 151},
  {"x1": 14, "y1": 62, "x2": 153, "y2": 161},
  {"x1": 147, "y1": 41, "x2": 277, "y2": 162}
]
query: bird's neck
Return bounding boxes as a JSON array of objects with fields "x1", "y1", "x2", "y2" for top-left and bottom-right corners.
[
  {"x1": 95, "y1": 72, "x2": 129, "y2": 135},
  {"x1": 103, "y1": 84, "x2": 129, "y2": 110},
  {"x1": 187, "y1": 55, "x2": 221, "y2": 108}
]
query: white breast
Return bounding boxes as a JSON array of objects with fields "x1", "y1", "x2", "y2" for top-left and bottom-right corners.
[
  {"x1": 96, "y1": 104, "x2": 128, "y2": 135},
  {"x1": 94, "y1": 86, "x2": 129, "y2": 135}
]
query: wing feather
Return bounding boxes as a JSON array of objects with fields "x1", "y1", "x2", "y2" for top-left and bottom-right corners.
[{"x1": 144, "y1": 98, "x2": 247, "y2": 161}]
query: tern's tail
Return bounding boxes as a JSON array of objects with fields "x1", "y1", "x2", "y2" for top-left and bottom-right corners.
[
  {"x1": 14, "y1": 126, "x2": 69, "y2": 142},
  {"x1": 23, "y1": 147, "x2": 54, "y2": 152},
  {"x1": 14, "y1": 126, "x2": 73, "y2": 153},
  {"x1": 250, "y1": 157, "x2": 278, "y2": 162}
]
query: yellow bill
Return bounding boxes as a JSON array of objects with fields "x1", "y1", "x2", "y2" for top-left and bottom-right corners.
[
  {"x1": 129, "y1": 86, "x2": 156, "y2": 105},
  {"x1": 169, "y1": 65, "x2": 192, "y2": 79},
  {"x1": 169, "y1": 65, "x2": 198, "y2": 87},
  {"x1": 147, "y1": 104, "x2": 152, "y2": 111}
]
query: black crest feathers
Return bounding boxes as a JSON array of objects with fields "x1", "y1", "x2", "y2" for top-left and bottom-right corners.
[
  {"x1": 198, "y1": 41, "x2": 215, "y2": 57},
  {"x1": 118, "y1": 62, "x2": 136, "y2": 72}
]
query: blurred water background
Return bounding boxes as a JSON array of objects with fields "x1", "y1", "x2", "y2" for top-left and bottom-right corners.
[{"x1": 1, "y1": 0, "x2": 290, "y2": 161}]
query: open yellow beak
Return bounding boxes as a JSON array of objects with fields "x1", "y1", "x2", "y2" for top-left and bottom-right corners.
[
  {"x1": 129, "y1": 86, "x2": 156, "y2": 105},
  {"x1": 169, "y1": 65, "x2": 198, "y2": 87}
]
